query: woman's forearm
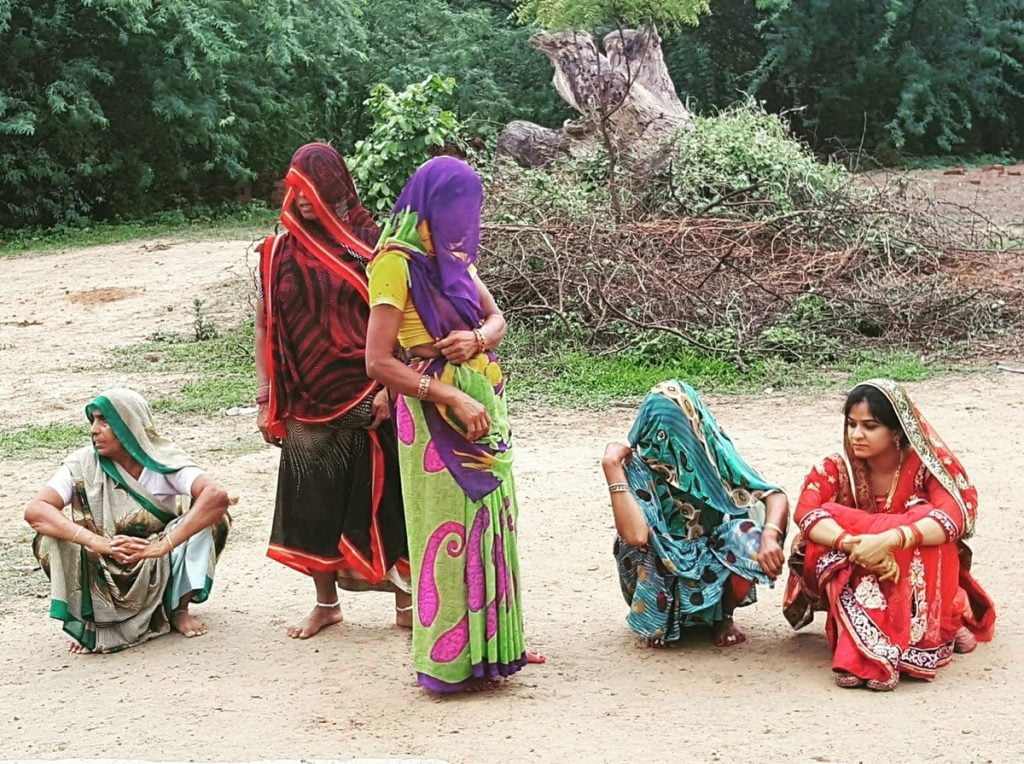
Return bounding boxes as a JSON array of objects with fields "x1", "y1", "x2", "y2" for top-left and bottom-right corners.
[
  {"x1": 254, "y1": 299, "x2": 269, "y2": 393},
  {"x1": 806, "y1": 517, "x2": 846, "y2": 548},
  {"x1": 367, "y1": 354, "x2": 462, "y2": 405},
  {"x1": 25, "y1": 498, "x2": 109, "y2": 553},
  {"x1": 169, "y1": 483, "x2": 230, "y2": 545},
  {"x1": 763, "y1": 492, "x2": 789, "y2": 538},
  {"x1": 602, "y1": 459, "x2": 649, "y2": 547},
  {"x1": 481, "y1": 311, "x2": 507, "y2": 349}
]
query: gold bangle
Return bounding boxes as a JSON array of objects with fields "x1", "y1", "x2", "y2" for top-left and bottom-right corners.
[
  {"x1": 416, "y1": 374, "x2": 431, "y2": 400},
  {"x1": 165, "y1": 528, "x2": 176, "y2": 553},
  {"x1": 764, "y1": 521, "x2": 786, "y2": 538},
  {"x1": 473, "y1": 327, "x2": 487, "y2": 352},
  {"x1": 71, "y1": 526, "x2": 84, "y2": 545}
]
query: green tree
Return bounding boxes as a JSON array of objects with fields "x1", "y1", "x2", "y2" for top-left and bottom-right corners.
[
  {"x1": 751, "y1": 0, "x2": 1024, "y2": 156},
  {"x1": 0, "y1": 0, "x2": 364, "y2": 228}
]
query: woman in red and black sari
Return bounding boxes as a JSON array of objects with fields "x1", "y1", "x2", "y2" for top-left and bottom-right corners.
[
  {"x1": 255, "y1": 143, "x2": 410, "y2": 638},
  {"x1": 784, "y1": 379, "x2": 995, "y2": 690}
]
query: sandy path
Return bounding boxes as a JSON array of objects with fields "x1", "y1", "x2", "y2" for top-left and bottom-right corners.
[{"x1": 0, "y1": 241, "x2": 1022, "y2": 763}]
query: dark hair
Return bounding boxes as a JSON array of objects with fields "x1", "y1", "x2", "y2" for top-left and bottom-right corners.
[{"x1": 844, "y1": 384, "x2": 909, "y2": 447}]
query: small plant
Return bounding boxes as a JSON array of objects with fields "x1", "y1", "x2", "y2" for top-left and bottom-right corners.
[
  {"x1": 192, "y1": 298, "x2": 219, "y2": 342},
  {"x1": 349, "y1": 75, "x2": 465, "y2": 213}
]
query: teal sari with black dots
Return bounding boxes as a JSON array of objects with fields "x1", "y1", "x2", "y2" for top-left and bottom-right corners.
[{"x1": 614, "y1": 380, "x2": 783, "y2": 643}]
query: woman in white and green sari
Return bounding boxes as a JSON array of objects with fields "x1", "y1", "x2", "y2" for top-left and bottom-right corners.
[{"x1": 24, "y1": 388, "x2": 231, "y2": 653}]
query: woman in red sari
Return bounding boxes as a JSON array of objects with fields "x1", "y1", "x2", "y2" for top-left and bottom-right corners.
[
  {"x1": 784, "y1": 379, "x2": 995, "y2": 690},
  {"x1": 255, "y1": 143, "x2": 409, "y2": 638}
]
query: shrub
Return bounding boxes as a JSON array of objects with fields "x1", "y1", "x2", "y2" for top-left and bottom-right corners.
[{"x1": 349, "y1": 75, "x2": 465, "y2": 214}]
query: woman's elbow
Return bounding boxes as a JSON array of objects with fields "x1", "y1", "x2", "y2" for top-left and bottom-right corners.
[
  {"x1": 366, "y1": 352, "x2": 387, "y2": 382},
  {"x1": 24, "y1": 502, "x2": 41, "y2": 529},
  {"x1": 621, "y1": 529, "x2": 649, "y2": 548}
]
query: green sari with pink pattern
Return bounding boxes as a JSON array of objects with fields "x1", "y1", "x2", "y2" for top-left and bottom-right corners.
[{"x1": 371, "y1": 157, "x2": 527, "y2": 692}]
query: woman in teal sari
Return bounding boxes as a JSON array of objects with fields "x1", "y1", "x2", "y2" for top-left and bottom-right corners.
[
  {"x1": 602, "y1": 381, "x2": 789, "y2": 646},
  {"x1": 24, "y1": 388, "x2": 231, "y2": 653}
]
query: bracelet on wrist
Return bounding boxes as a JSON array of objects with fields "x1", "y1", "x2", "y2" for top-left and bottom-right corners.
[
  {"x1": 608, "y1": 482, "x2": 631, "y2": 494},
  {"x1": 764, "y1": 521, "x2": 786, "y2": 540}
]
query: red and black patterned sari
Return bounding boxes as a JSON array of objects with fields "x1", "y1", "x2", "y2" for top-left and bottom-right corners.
[
  {"x1": 261, "y1": 143, "x2": 407, "y2": 587},
  {"x1": 784, "y1": 379, "x2": 995, "y2": 688}
]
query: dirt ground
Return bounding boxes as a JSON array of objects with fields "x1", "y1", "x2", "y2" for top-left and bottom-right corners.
[{"x1": 1, "y1": 233, "x2": 1023, "y2": 764}]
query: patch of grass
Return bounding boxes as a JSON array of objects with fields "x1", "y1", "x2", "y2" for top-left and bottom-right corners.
[
  {"x1": 0, "y1": 202, "x2": 277, "y2": 258},
  {"x1": 115, "y1": 320, "x2": 255, "y2": 415},
  {"x1": 0, "y1": 424, "x2": 87, "y2": 458},
  {"x1": 501, "y1": 326, "x2": 963, "y2": 409},
  {"x1": 840, "y1": 350, "x2": 938, "y2": 385}
]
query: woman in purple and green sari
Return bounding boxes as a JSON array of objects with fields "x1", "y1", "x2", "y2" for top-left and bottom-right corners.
[{"x1": 365, "y1": 157, "x2": 539, "y2": 692}]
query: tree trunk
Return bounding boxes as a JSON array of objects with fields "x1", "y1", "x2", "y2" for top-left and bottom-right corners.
[{"x1": 497, "y1": 25, "x2": 692, "y2": 169}]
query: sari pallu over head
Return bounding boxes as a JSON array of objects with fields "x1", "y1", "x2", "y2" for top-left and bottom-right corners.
[
  {"x1": 34, "y1": 389, "x2": 199, "y2": 652},
  {"x1": 376, "y1": 157, "x2": 506, "y2": 502},
  {"x1": 618, "y1": 381, "x2": 783, "y2": 640},
  {"x1": 260, "y1": 142, "x2": 380, "y2": 441},
  {"x1": 783, "y1": 379, "x2": 994, "y2": 685}
]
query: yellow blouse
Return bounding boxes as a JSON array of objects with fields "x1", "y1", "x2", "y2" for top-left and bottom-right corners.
[{"x1": 368, "y1": 250, "x2": 434, "y2": 348}]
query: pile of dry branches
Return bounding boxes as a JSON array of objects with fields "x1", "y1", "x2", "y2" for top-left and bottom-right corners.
[{"x1": 478, "y1": 181, "x2": 1024, "y2": 362}]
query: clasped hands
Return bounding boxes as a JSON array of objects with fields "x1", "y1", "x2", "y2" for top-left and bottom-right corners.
[
  {"x1": 103, "y1": 535, "x2": 172, "y2": 566},
  {"x1": 840, "y1": 529, "x2": 901, "y2": 583}
]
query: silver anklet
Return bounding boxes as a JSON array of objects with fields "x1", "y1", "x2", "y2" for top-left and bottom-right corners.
[
  {"x1": 315, "y1": 600, "x2": 340, "y2": 609},
  {"x1": 395, "y1": 605, "x2": 413, "y2": 613}
]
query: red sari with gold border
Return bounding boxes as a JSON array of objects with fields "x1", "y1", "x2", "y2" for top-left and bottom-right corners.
[{"x1": 784, "y1": 379, "x2": 994, "y2": 688}]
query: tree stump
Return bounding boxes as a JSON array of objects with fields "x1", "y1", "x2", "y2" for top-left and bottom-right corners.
[{"x1": 497, "y1": 25, "x2": 692, "y2": 168}]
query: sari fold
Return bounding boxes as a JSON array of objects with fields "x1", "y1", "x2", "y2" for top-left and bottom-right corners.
[
  {"x1": 615, "y1": 381, "x2": 783, "y2": 642},
  {"x1": 783, "y1": 379, "x2": 995, "y2": 687}
]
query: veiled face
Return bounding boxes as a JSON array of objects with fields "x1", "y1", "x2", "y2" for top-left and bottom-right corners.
[
  {"x1": 846, "y1": 401, "x2": 899, "y2": 460},
  {"x1": 295, "y1": 191, "x2": 317, "y2": 221}
]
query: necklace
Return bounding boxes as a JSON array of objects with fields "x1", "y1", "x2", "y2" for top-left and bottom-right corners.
[{"x1": 879, "y1": 449, "x2": 904, "y2": 513}]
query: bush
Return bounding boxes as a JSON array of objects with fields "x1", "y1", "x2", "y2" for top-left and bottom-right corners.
[
  {"x1": 651, "y1": 101, "x2": 849, "y2": 216},
  {"x1": 349, "y1": 75, "x2": 465, "y2": 214}
]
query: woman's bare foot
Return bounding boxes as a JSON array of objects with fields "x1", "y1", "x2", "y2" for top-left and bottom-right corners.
[
  {"x1": 954, "y1": 625, "x2": 978, "y2": 654},
  {"x1": 286, "y1": 603, "x2": 343, "y2": 639},
  {"x1": 395, "y1": 606, "x2": 413, "y2": 629},
  {"x1": 713, "y1": 616, "x2": 746, "y2": 647},
  {"x1": 170, "y1": 607, "x2": 208, "y2": 638},
  {"x1": 68, "y1": 641, "x2": 93, "y2": 655},
  {"x1": 526, "y1": 648, "x2": 547, "y2": 663}
]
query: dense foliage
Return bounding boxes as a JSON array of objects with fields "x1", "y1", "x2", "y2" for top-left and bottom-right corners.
[
  {"x1": 0, "y1": 0, "x2": 366, "y2": 228},
  {"x1": 666, "y1": 0, "x2": 1024, "y2": 158},
  {"x1": 2, "y1": 0, "x2": 1022, "y2": 229}
]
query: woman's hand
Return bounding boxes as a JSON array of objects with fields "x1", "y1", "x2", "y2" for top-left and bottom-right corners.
[
  {"x1": 84, "y1": 532, "x2": 115, "y2": 559},
  {"x1": 447, "y1": 392, "x2": 490, "y2": 442},
  {"x1": 257, "y1": 403, "x2": 280, "y2": 446},
  {"x1": 366, "y1": 388, "x2": 390, "y2": 430},
  {"x1": 435, "y1": 330, "x2": 481, "y2": 364},
  {"x1": 846, "y1": 531, "x2": 901, "y2": 583},
  {"x1": 756, "y1": 530, "x2": 785, "y2": 579},
  {"x1": 111, "y1": 535, "x2": 172, "y2": 565},
  {"x1": 602, "y1": 442, "x2": 633, "y2": 469}
]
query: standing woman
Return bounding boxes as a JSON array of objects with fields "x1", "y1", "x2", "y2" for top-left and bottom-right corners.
[
  {"x1": 256, "y1": 142, "x2": 410, "y2": 638},
  {"x1": 784, "y1": 379, "x2": 995, "y2": 690},
  {"x1": 366, "y1": 156, "x2": 529, "y2": 692}
]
